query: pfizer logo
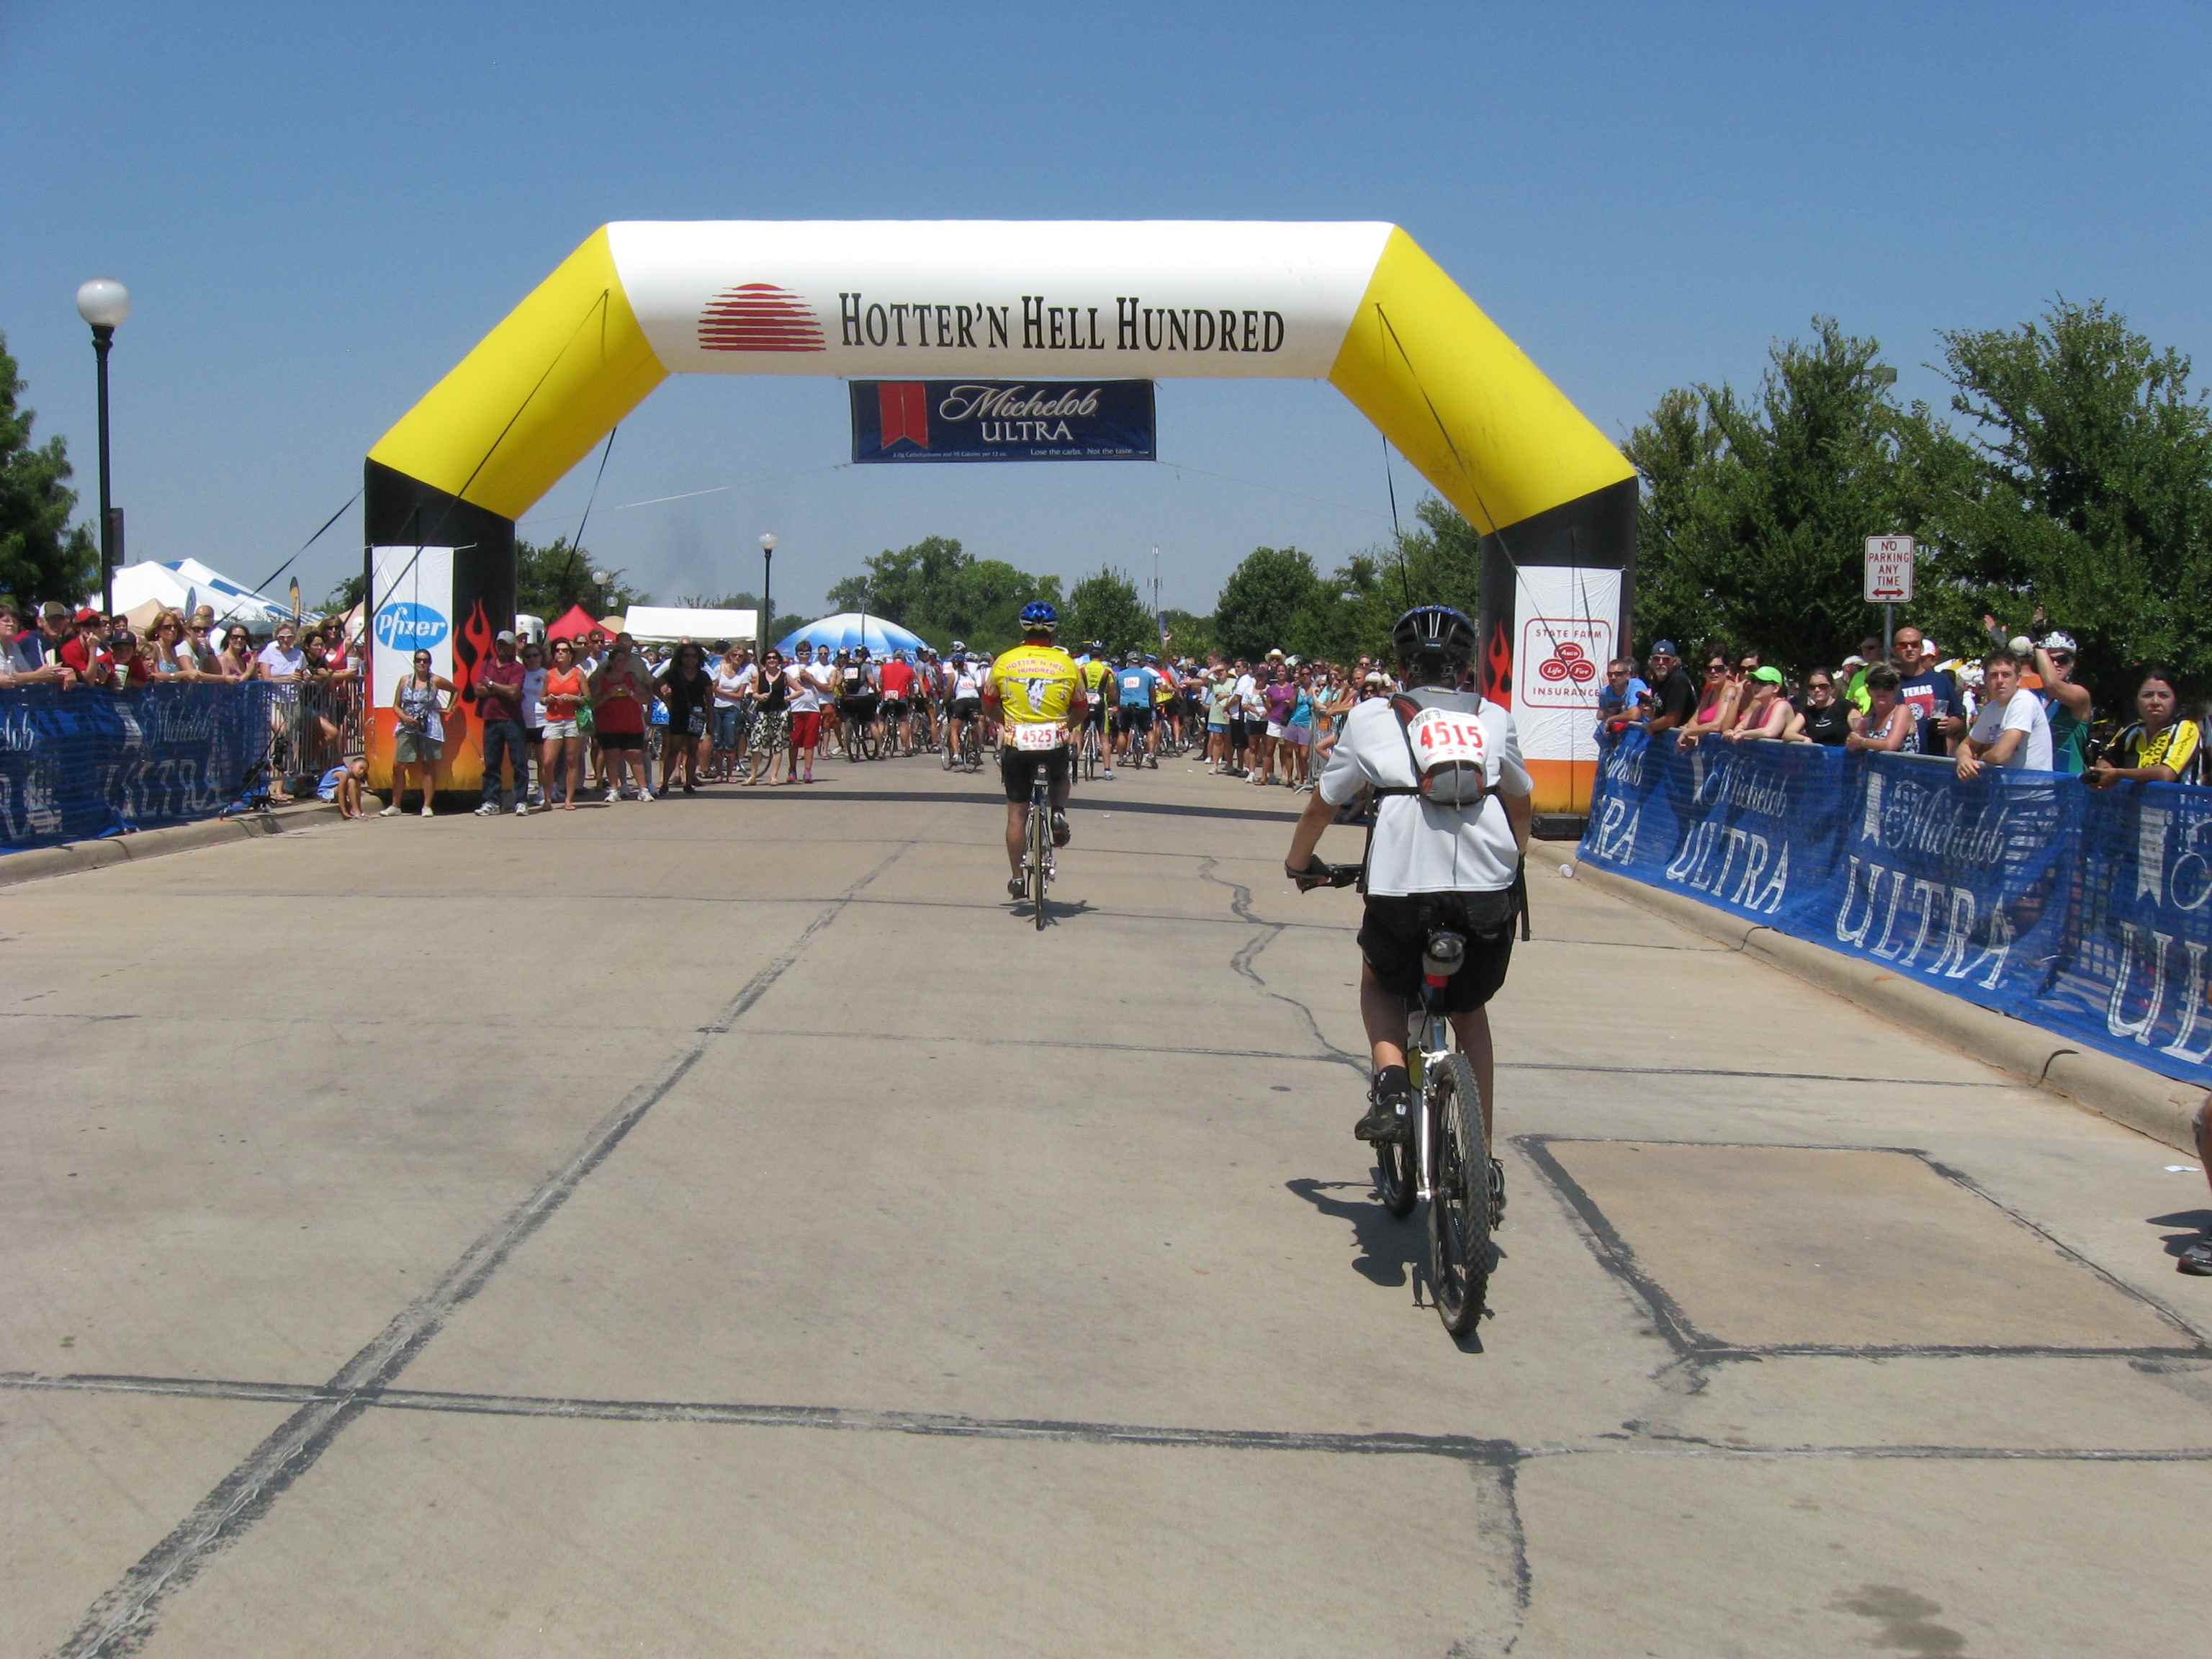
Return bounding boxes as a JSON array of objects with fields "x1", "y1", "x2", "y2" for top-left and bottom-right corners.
[{"x1": 375, "y1": 601, "x2": 449, "y2": 650}]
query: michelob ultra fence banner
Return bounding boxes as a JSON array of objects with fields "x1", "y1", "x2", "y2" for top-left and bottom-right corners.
[
  {"x1": 1582, "y1": 727, "x2": 2212, "y2": 1087},
  {"x1": 850, "y1": 380, "x2": 1156, "y2": 463}
]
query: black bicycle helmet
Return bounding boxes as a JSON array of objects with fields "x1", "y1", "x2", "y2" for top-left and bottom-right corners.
[{"x1": 1391, "y1": 604, "x2": 1478, "y2": 667}]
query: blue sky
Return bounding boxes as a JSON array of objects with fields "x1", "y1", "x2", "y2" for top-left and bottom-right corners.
[{"x1": 4, "y1": 0, "x2": 2205, "y2": 616}]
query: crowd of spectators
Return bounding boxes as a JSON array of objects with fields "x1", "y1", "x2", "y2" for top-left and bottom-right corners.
[
  {"x1": 3, "y1": 595, "x2": 366, "y2": 801},
  {"x1": 1596, "y1": 615, "x2": 2205, "y2": 787}
]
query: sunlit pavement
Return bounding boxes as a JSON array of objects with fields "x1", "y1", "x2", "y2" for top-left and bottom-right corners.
[{"x1": 5, "y1": 753, "x2": 2206, "y2": 1656}]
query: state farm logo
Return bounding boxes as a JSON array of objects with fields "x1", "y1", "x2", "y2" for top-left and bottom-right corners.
[
  {"x1": 1519, "y1": 617, "x2": 1611, "y2": 710},
  {"x1": 1538, "y1": 641, "x2": 1597, "y2": 685},
  {"x1": 697, "y1": 284, "x2": 826, "y2": 354}
]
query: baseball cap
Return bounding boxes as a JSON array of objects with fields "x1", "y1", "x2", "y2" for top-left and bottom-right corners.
[
  {"x1": 1650, "y1": 639, "x2": 1679, "y2": 657},
  {"x1": 1362, "y1": 670, "x2": 1386, "y2": 685},
  {"x1": 74, "y1": 607, "x2": 101, "y2": 625},
  {"x1": 495, "y1": 629, "x2": 517, "y2": 644},
  {"x1": 1750, "y1": 666, "x2": 1784, "y2": 685},
  {"x1": 2040, "y1": 630, "x2": 2078, "y2": 653}
]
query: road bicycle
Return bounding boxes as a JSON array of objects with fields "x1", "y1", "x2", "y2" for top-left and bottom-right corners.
[
  {"x1": 1010, "y1": 724, "x2": 1062, "y2": 930},
  {"x1": 1295, "y1": 861, "x2": 1501, "y2": 1336},
  {"x1": 1079, "y1": 720, "x2": 1103, "y2": 782},
  {"x1": 944, "y1": 715, "x2": 982, "y2": 771}
]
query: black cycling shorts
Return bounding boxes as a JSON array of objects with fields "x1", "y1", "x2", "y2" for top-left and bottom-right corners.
[
  {"x1": 1118, "y1": 706, "x2": 1154, "y2": 732},
  {"x1": 1082, "y1": 703, "x2": 1105, "y2": 727},
  {"x1": 880, "y1": 698, "x2": 908, "y2": 719},
  {"x1": 950, "y1": 696, "x2": 981, "y2": 721},
  {"x1": 1357, "y1": 889, "x2": 1517, "y2": 1015},
  {"x1": 998, "y1": 742, "x2": 1069, "y2": 803}
]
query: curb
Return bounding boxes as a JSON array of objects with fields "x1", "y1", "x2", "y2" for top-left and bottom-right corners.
[
  {"x1": 1564, "y1": 860, "x2": 2205, "y2": 1154},
  {"x1": 0, "y1": 799, "x2": 341, "y2": 890}
]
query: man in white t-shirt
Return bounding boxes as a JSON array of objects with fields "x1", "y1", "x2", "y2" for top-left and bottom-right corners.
[
  {"x1": 1283, "y1": 606, "x2": 1532, "y2": 1154},
  {"x1": 1957, "y1": 649, "x2": 2053, "y2": 778}
]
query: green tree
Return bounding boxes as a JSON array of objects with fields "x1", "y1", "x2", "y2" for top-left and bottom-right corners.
[
  {"x1": 825, "y1": 534, "x2": 971, "y2": 631},
  {"x1": 1160, "y1": 607, "x2": 1215, "y2": 659},
  {"x1": 1213, "y1": 545, "x2": 1321, "y2": 662},
  {"x1": 1064, "y1": 565, "x2": 1154, "y2": 655},
  {"x1": 1914, "y1": 298, "x2": 2212, "y2": 693},
  {"x1": 1624, "y1": 319, "x2": 1935, "y2": 671},
  {"x1": 943, "y1": 560, "x2": 1061, "y2": 654},
  {"x1": 0, "y1": 332, "x2": 97, "y2": 606},
  {"x1": 318, "y1": 571, "x2": 368, "y2": 616},
  {"x1": 513, "y1": 536, "x2": 647, "y2": 617}
]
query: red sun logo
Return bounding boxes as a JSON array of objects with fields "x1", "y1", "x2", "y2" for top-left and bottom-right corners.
[{"x1": 697, "y1": 284, "x2": 827, "y2": 354}]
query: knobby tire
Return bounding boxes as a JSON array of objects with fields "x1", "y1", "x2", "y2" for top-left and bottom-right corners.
[{"x1": 1426, "y1": 1053, "x2": 1491, "y2": 1336}]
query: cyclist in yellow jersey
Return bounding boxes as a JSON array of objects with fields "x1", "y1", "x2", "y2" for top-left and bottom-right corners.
[
  {"x1": 1079, "y1": 644, "x2": 1115, "y2": 778},
  {"x1": 984, "y1": 602, "x2": 1086, "y2": 898}
]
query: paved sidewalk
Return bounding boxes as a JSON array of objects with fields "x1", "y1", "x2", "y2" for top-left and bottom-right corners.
[{"x1": 4, "y1": 755, "x2": 2206, "y2": 1656}]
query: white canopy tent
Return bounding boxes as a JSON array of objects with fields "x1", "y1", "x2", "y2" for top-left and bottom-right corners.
[
  {"x1": 619, "y1": 604, "x2": 758, "y2": 645},
  {"x1": 104, "y1": 559, "x2": 302, "y2": 629}
]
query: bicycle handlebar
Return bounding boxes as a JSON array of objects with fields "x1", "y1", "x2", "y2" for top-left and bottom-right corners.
[{"x1": 1290, "y1": 859, "x2": 1361, "y2": 892}]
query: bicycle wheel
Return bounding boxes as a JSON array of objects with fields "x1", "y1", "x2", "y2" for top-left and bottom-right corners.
[
  {"x1": 1029, "y1": 784, "x2": 1049, "y2": 929},
  {"x1": 1425, "y1": 1053, "x2": 1491, "y2": 1336},
  {"x1": 1375, "y1": 1136, "x2": 1415, "y2": 1218}
]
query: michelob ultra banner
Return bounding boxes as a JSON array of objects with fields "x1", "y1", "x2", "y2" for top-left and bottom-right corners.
[
  {"x1": 850, "y1": 380, "x2": 1156, "y2": 463},
  {"x1": 1582, "y1": 728, "x2": 2212, "y2": 1087}
]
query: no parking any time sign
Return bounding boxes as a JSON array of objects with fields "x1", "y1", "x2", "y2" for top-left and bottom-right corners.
[{"x1": 1863, "y1": 535, "x2": 1915, "y2": 603}]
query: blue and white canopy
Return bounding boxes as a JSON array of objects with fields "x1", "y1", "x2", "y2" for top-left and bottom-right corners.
[{"x1": 775, "y1": 612, "x2": 930, "y2": 657}]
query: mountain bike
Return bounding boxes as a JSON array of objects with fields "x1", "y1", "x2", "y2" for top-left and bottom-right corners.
[{"x1": 1296, "y1": 861, "x2": 1498, "y2": 1336}]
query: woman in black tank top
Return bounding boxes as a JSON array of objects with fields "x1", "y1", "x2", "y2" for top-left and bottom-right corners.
[{"x1": 745, "y1": 651, "x2": 791, "y2": 785}]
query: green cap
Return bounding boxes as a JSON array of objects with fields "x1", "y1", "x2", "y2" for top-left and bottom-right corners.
[{"x1": 1751, "y1": 666, "x2": 1784, "y2": 685}]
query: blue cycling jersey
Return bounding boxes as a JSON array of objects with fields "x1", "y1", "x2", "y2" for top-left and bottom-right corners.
[{"x1": 1116, "y1": 667, "x2": 1160, "y2": 707}]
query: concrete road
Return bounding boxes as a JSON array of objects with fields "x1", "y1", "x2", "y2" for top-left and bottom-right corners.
[{"x1": 4, "y1": 751, "x2": 2208, "y2": 1657}]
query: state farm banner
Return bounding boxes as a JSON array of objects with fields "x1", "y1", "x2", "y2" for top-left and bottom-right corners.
[{"x1": 850, "y1": 380, "x2": 1156, "y2": 463}]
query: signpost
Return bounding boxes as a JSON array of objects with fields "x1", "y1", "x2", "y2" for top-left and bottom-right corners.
[{"x1": 1863, "y1": 534, "x2": 1915, "y2": 655}]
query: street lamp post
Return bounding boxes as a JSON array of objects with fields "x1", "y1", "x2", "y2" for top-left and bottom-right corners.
[
  {"x1": 75, "y1": 279, "x2": 130, "y2": 616},
  {"x1": 758, "y1": 533, "x2": 778, "y2": 657},
  {"x1": 591, "y1": 567, "x2": 612, "y2": 619}
]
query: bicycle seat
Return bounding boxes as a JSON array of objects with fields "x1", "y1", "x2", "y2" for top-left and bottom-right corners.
[{"x1": 1421, "y1": 930, "x2": 1467, "y2": 981}]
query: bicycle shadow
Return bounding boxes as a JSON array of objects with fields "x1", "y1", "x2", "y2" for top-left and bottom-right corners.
[
  {"x1": 1285, "y1": 1176, "x2": 1419, "y2": 1290},
  {"x1": 1009, "y1": 897, "x2": 1097, "y2": 927},
  {"x1": 2149, "y1": 1208, "x2": 2212, "y2": 1262}
]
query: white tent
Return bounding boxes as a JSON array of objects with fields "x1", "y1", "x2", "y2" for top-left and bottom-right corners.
[
  {"x1": 104, "y1": 559, "x2": 302, "y2": 628},
  {"x1": 619, "y1": 604, "x2": 758, "y2": 644}
]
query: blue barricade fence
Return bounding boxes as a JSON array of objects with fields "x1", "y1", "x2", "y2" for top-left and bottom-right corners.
[
  {"x1": 0, "y1": 683, "x2": 283, "y2": 853},
  {"x1": 1580, "y1": 728, "x2": 2212, "y2": 1087}
]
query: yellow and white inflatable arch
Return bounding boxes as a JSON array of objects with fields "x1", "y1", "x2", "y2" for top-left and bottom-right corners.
[{"x1": 365, "y1": 222, "x2": 1635, "y2": 811}]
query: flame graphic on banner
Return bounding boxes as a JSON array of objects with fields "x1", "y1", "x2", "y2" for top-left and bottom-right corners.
[
  {"x1": 1483, "y1": 621, "x2": 1514, "y2": 707},
  {"x1": 454, "y1": 601, "x2": 494, "y2": 698}
]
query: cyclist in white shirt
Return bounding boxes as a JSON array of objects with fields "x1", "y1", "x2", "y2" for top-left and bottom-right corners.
[{"x1": 1284, "y1": 606, "x2": 1532, "y2": 1155}]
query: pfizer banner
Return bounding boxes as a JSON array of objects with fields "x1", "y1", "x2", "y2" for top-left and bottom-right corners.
[
  {"x1": 850, "y1": 380, "x2": 1156, "y2": 463},
  {"x1": 1581, "y1": 729, "x2": 2212, "y2": 1087},
  {"x1": 367, "y1": 545, "x2": 455, "y2": 792}
]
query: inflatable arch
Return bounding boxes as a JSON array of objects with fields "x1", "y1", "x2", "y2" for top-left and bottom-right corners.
[{"x1": 365, "y1": 222, "x2": 1635, "y2": 813}]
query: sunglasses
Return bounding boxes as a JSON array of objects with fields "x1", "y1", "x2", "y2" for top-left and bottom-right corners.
[
  {"x1": 1809, "y1": 681, "x2": 1833, "y2": 691},
  {"x1": 2049, "y1": 652, "x2": 2074, "y2": 664}
]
